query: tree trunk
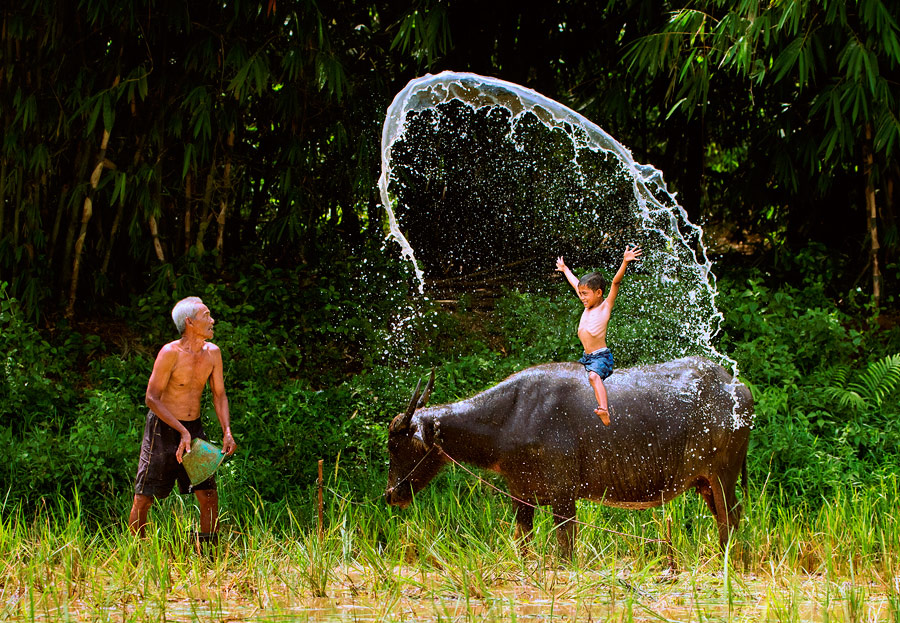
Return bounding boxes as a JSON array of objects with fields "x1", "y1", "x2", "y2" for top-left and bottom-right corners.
[{"x1": 863, "y1": 123, "x2": 882, "y2": 308}]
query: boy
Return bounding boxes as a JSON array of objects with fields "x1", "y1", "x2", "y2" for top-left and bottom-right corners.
[{"x1": 556, "y1": 246, "x2": 642, "y2": 425}]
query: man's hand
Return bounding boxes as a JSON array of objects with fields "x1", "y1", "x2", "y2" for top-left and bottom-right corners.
[
  {"x1": 176, "y1": 431, "x2": 192, "y2": 464},
  {"x1": 556, "y1": 256, "x2": 568, "y2": 272},
  {"x1": 222, "y1": 431, "x2": 237, "y2": 456},
  {"x1": 623, "y1": 245, "x2": 642, "y2": 263}
]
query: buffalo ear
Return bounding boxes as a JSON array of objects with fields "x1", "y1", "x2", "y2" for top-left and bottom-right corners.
[{"x1": 420, "y1": 416, "x2": 442, "y2": 449}]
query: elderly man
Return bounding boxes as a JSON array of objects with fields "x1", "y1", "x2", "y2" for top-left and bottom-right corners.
[{"x1": 129, "y1": 296, "x2": 237, "y2": 543}]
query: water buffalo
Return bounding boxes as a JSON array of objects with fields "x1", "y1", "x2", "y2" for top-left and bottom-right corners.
[{"x1": 385, "y1": 357, "x2": 752, "y2": 556}]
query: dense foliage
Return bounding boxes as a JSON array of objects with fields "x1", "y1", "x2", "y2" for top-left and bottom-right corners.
[{"x1": 2, "y1": 244, "x2": 898, "y2": 522}]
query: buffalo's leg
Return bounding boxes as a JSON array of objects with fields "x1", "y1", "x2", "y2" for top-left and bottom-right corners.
[
  {"x1": 696, "y1": 479, "x2": 720, "y2": 522},
  {"x1": 711, "y1": 476, "x2": 742, "y2": 548},
  {"x1": 512, "y1": 500, "x2": 535, "y2": 555},
  {"x1": 551, "y1": 499, "x2": 578, "y2": 560}
]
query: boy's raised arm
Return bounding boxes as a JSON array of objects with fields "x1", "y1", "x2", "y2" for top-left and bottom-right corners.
[
  {"x1": 605, "y1": 245, "x2": 642, "y2": 309},
  {"x1": 555, "y1": 256, "x2": 580, "y2": 291}
]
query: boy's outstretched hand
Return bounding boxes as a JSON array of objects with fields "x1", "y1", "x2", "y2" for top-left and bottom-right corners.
[
  {"x1": 623, "y1": 245, "x2": 642, "y2": 263},
  {"x1": 555, "y1": 256, "x2": 568, "y2": 272}
]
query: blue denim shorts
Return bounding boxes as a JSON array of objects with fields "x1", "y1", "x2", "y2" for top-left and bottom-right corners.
[{"x1": 578, "y1": 347, "x2": 614, "y2": 380}]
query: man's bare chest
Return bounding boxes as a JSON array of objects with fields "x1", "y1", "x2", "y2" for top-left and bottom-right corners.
[{"x1": 169, "y1": 353, "x2": 214, "y2": 388}]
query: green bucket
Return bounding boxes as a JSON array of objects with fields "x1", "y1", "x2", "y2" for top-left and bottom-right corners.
[{"x1": 182, "y1": 438, "x2": 225, "y2": 486}]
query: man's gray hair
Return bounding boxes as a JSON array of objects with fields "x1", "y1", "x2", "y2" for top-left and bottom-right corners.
[{"x1": 172, "y1": 296, "x2": 205, "y2": 334}]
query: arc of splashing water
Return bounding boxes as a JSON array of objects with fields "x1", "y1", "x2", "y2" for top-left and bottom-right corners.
[
  {"x1": 378, "y1": 71, "x2": 713, "y2": 294},
  {"x1": 377, "y1": 71, "x2": 747, "y2": 427}
]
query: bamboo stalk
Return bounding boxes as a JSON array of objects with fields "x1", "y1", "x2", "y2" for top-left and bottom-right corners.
[
  {"x1": 59, "y1": 141, "x2": 89, "y2": 291},
  {"x1": 149, "y1": 212, "x2": 165, "y2": 263},
  {"x1": 195, "y1": 154, "x2": 217, "y2": 255},
  {"x1": 101, "y1": 200, "x2": 123, "y2": 276},
  {"x1": 60, "y1": 191, "x2": 82, "y2": 297},
  {"x1": 0, "y1": 157, "x2": 6, "y2": 240},
  {"x1": 864, "y1": 123, "x2": 882, "y2": 308},
  {"x1": 13, "y1": 166, "x2": 22, "y2": 249},
  {"x1": 216, "y1": 129, "x2": 235, "y2": 268},
  {"x1": 66, "y1": 119, "x2": 113, "y2": 318},
  {"x1": 184, "y1": 171, "x2": 192, "y2": 254},
  {"x1": 102, "y1": 140, "x2": 143, "y2": 276}
]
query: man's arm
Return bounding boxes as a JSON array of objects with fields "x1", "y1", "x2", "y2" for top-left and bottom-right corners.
[
  {"x1": 145, "y1": 345, "x2": 193, "y2": 462},
  {"x1": 207, "y1": 344, "x2": 236, "y2": 456},
  {"x1": 604, "y1": 246, "x2": 642, "y2": 310},
  {"x1": 555, "y1": 256, "x2": 580, "y2": 292}
]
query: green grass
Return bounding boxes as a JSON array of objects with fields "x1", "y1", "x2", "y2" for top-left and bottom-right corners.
[{"x1": 2, "y1": 471, "x2": 899, "y2": 621}]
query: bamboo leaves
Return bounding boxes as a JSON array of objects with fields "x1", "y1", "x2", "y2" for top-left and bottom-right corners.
[
  {"x1": 627, "y1": 0, "x2": 900, "y2": 151},
  {"x1": 624, "y1": 0, "x2": 900, "y2": 304},
  {"x1": 184, "y1": 87, "x2": 213, "y2": 142},
  {"x1": 390, "y1": 4, "x2": 451, "y2": 67},
  {"x1": 11, "y1": 91, "x2": 36, "y2": 131},
  {"x1": 838, "y1": 39, "x2": 880, "y2": 94},
  {"x1": 228, "y1": 48, "x2": 272, "y2": 102}
]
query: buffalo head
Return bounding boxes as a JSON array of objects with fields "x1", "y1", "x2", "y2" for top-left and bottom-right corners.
[{"x1": 384, "y1": 369, "x2": 445, "y2": 507}]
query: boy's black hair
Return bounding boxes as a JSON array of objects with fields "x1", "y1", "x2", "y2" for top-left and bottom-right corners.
[{"x1": 578, "y1": 271, "x2": 606, "y2": 293}]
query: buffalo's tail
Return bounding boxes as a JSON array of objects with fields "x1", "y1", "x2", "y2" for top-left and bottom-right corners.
[{"x1": 741, "y1": 455, "x2": 748, "y2": 498}]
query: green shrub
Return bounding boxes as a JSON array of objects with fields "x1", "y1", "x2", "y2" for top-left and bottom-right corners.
[
  {"x1": 716, "y1": 276, "x2": 900, "y2": 503},
  {"x1": 0, "y1": 282, "x2": 82, "y2": 432}
]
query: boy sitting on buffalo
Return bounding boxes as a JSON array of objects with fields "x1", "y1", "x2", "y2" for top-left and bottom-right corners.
[{"x1": 555, "y1": 245, "x2": 642, "y2": 425}]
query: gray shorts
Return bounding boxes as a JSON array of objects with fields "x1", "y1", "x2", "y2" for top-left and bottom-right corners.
[{"x1": 134, "y1": 411, "x2": 216, "y2": 498}]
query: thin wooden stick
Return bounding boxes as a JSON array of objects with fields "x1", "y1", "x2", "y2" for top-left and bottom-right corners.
[{"x1": 317, "y1": 459, "x2": 324, "y2": 543}]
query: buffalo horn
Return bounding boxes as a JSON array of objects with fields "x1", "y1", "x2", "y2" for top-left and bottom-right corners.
[
  {"x1": 417, "y1": 368, "x2": 435, "y2": 408},
  {"x1": 400, "y1": 377, "x2": 423, "y2": 428}
]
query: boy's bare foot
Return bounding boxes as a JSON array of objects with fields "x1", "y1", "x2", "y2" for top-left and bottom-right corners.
[{"x1": 594, "y1": 407, "x2": 610, "y2": 426}]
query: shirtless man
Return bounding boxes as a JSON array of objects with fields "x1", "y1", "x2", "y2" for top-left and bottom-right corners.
[
  {"x1": 129, "y1": 296, "x2": 237, "y2": 540},
  {"x1": 556, "y1": 246, "x2": 642, "y2": 425}
]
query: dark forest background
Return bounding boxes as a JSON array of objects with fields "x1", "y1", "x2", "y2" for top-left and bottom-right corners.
[{"x1": 1, "y1": 1, "x2": 899, "y2": 522}]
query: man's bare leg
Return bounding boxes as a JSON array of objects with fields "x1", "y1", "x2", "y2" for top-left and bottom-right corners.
[
  {"x1": 195, "y1": 489, "x2": 219, "y2": 534},
  {"x1": 129, "y1": 494, "x2": 153, "y2": 536},
  {"x1": 588, "y1": 372, "x2": 611, "y2": 425},
  {"x1": 192, "y1": 489, "x2": 220, "y2": 552}
]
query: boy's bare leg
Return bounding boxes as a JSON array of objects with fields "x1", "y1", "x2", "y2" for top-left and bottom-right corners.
[{"x1": 588, "y1": 372, "x2": 611, "y2": 425}]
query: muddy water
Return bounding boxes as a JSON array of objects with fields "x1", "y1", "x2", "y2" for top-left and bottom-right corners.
[{"x1": 15, "y1": 567, "x2": 898, "y2": 622}]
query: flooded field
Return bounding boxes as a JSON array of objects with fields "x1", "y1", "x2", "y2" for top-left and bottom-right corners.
[{"x1": 9, "y1": 562, "x2": 900, "y2": 622}]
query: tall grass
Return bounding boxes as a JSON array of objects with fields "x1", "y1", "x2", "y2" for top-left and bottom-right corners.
[{"x1": 1, "y1": 471, "x2": 899, "y2": 621}]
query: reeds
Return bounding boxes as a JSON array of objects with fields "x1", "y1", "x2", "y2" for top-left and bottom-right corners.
[{"x1": 1, "y1": 471, "x2": 899, "y2": 621}]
